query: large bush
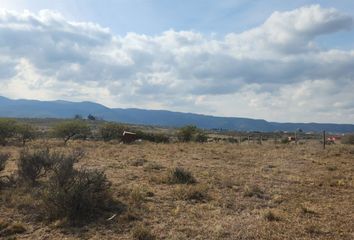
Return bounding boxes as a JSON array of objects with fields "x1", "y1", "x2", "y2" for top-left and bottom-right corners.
[
  {"x1": 0, "y1": 153, "x2": 10, "y2": 172},
  {"x1": 177, "y1": 125, "x2": 198, "y2": 142},
  {"x1": 15, "y1": 123, "x2": 36, "y2": 146},
  {"x1": 53, "y1": 120, "x2": 91, "y2": 144},
  {"x1": 43, "y1": 168, "x2": 112, "y2": 224},
  {"x1": 0, "y1": 119, "x2": 17, "y2": 146},
  {"x1": 136, "y1": 131, "x2": 169, "y2": 143},
  {"x1": 99, "y1": 123, "x2": 124, "y2": 141},
  {"x1": 177, "y1": 125, "x2": 208, "y2": 142},
  {"x1": 341, "y1": 134, "x2": 354, "y2": 145},
  {"x1": 17, "y1": 148, "x2": 52, "y2": 185}
]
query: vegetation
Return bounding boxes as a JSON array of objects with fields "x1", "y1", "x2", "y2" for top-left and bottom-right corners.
[
  {"x1": 0, "y1": 119, "x2": 17, "y2": 145},
  {"x1": 0, "y1": 153, "x2": 9, "y2": 172},
  {"x1": 166, "y1": 167, "x2": 196, "y2": 184},
  {"x1": 341, "y1": 134, "x2": 354, "y2": 144},
  {"x1": 53, "y1": 120, "x2": 91, "y2": 144},
  {"x1": 99, "y1": 122, "x2": 124, "y2": 141},
  {"x1": 132, "y1": 225, "x2": 156, "y2": 240},
  {"x1": 1, "y1": 119, "x2": 354, "y2": 239},
  {"x1": 15, "y1": 123, "x2": 36, "y2": 146},
  {"x1": 177, "y1": 125, "x2": 207, "y2": 142},
  {"x1": 136, "y1": 131, "x2": 170, "y2": 143},
  {"x1": 177, "y1": 125, "x2": 198, "y2": 142},
  {"x1": 43, "y1": 168, "x2": 112, "y2": 224},
  {"x1": 17, "y1": 148, "x2": 52, "y2": 185}
]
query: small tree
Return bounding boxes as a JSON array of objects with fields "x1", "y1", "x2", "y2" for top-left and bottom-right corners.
[
  {"x1": 0, "y1": 119, "x2": 17, "y2": 146},
  {"x1": 53, "y1": 120, "x2": 91, "y2": 144},
  {"x1": 87, "y1": 114, "x2": 96, "y2": 121},
  {"x1": 99, "y1": 123, "x2": 124, "y2": 141},
  {"x1": 195, "y1": 132, "x2": 208, "y2": 143},
  {"x1": 15, "y1": 123, "x2": 36, "y2": 146},
  {"x1": 177, "y1": 125, "x2": 198, "y2": 142}
]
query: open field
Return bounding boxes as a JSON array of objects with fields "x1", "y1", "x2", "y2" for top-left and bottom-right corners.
[{"x1": 1, "y1": 140, "x2": 354, "y2": 239}]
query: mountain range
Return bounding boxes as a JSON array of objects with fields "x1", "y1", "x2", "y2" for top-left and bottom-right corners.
[{"x1": 0, "y1": 96, "x2": 353, "y2": 133}]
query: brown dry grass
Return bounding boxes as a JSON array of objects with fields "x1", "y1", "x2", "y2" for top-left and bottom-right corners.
[{"x1": 1, "y1": 140, "x2": 354, "y2": 239}]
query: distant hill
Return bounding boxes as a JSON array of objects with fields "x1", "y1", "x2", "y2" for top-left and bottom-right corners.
[{"x1": 0, "y1": 96, "x2": 353, "y2": 133}]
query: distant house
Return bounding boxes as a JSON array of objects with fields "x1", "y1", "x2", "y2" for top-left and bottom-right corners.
[{"x1": 122, "y1": 131, "x2": 137, "y2": 144}]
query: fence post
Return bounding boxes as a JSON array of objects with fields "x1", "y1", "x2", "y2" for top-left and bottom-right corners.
[{"x1": 323, "y1": 130, "x2": 326, "y2": 150}]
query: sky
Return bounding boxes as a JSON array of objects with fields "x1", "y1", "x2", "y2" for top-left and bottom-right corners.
[{"x1": 0, "y1": 1, "x2": 354, "y2": 123}]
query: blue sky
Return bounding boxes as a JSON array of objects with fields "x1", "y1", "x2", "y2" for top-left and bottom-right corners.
[{"x1": 0, "y1": 1, "x2": 354, "y2": 123}]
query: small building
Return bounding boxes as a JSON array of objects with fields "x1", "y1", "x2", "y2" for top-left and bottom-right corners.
[{"x1": 122, "y1": 131, "x2": 137, "y2": 144}]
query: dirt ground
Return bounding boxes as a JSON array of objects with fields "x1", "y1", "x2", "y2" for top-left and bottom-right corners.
[{"x1": 1, "y1": 140, "x2": 354, "y2": 239}]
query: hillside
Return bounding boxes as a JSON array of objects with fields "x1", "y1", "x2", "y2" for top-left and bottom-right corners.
[{"x1": 1, "y1": 96, "x2": 353, "y2": 133}]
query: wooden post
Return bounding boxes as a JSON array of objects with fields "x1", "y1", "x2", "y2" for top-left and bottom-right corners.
[
  {"x1": 323, "y1": 130, "x2": 326, "y2": 150},
  {"x1": 248, "y1": 136, "x2": 250, "y2": 144},
  {"x1": 295, "y1": 131, "x2": 297, "y2": 145}
]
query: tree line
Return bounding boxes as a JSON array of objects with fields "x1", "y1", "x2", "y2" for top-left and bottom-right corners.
[{"x1": 0, "y1": 118, "x2": 211, "y2": 146}]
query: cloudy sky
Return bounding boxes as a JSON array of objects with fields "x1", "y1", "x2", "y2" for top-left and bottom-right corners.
[{"x1": 0, "y1": 1, "x2": 354, "y2": 123}]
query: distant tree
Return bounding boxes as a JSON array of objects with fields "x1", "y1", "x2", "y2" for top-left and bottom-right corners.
[
  {"x1": 0, "y1": 119, "x2": 17, "y2": 146},
  {"x1": 195, "y1": 132, "x2": 208, "y2": 143},
  {"x1": 87, "y1": 114, "x2": 96, "y2": 121},
  {"x1": 99, "y1": 123, "x2": 124, "y2": 141},
  {"x1": 177, "y1": 125, "x2": 198, "y2": 142},
  {"x1": 74, "y1": 114, "x2": 83, "y2": 120},
  {"x1": 53, "y1": 120, "x2": 91, "y2": 144},
  {"x1": 16, "y1": 123, "x2": 36, "y2": 146}
]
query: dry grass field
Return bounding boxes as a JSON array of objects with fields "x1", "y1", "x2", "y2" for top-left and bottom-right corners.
[{"x1": 1, "y1": 140, "x2": 354, "y2": 239}]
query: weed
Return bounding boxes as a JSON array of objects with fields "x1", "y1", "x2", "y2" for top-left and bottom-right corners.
[{"x1": 166, "y1": 167, "x2": 196, "y2": 184}]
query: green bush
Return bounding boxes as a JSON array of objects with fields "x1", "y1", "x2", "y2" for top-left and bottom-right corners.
[
  {"x1": 53, "y1": 120, "x2": 91, "y2": 144},
  {"x1": 166, "y1": 167, "x2": 196, "y2": 184},
  {"x1": 177, "y1": 125, "x2": 208, "y2": 142},
  {"x1": 136, "y1": 131, "x2": 169, "y2": 143},
  {"x1": 341, "y1": 134, "x2": 354, "y2": 145},
  {"x1": 0, "y1": 119, "x2": 17, "y2": 146},
  {"x1": 195, "y1": 132, "x2": 208, "y2": 143},
  {"x1": 43, "y1": 168, "x2": 112, "y2": 224},
  {"x1": 17, "y1": 148, "x2": 52, "y2": 185},
  {"x1": 99, "y1": 123, "x2": 124, "y2": 141},
  {"x1": 0, "y1": 153, "x2": 10, "y2": 172},
  {"x1": 177, "y1": 125, "x2": 198, "y2": 142},
  {"x1": 15, "y1": 123, "x2": 36, "y2": 146}
]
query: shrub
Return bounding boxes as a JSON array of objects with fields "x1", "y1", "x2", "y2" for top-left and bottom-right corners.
[
  {"x1": 0, "y1": 119, "x2": 17, "y2": 146},
  {"x1": 263, "y1": 210, "x2": 281, "y2": 221},
  {"x1": 173, "y1": 185, "x2": 208, "y2": 202},
  {"x1": 0, "y1": 153, "x2": 10, "y2": 172},
  {"x1": 177, "y1": 125, "x2": 198, "y2": 142},
  {"x1": 166, "y1": 167, "x2": 196, "y2": 184},
  {"x1": 99, "y1": 123, "x2": 124, "y2": 141},
  {"x1": 341, "y1": 134, "x2": 354, "y2": 145},
  {"x1": 243, "y1": 185, "x2": 266, "y2": 198},
  {"x1": 132, "y1": 225, "x2": 156, "y2": 240},
  {"x1": 53, "y1": 120, "x2": 91, "y2": 144},
  {"x1": 15, "y1": 123, "x2": 36, "y2": 146},
  {"x1": 17, "y1": 149, "x2": 51, "y2": 185},
  {"x1": 136, "y1": 131, "x2": 169, "y2": 143},
  {"x1": 43, "y1": 168, "x2": 112, "y2": 224},
  {"x1": 195, "y1": 132, "x2": 208, "y2": 143}
]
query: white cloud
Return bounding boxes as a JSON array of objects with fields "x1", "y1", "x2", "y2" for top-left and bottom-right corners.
[{"x1": 0, "y1": 5, "x2": 353, "y2": 123}]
